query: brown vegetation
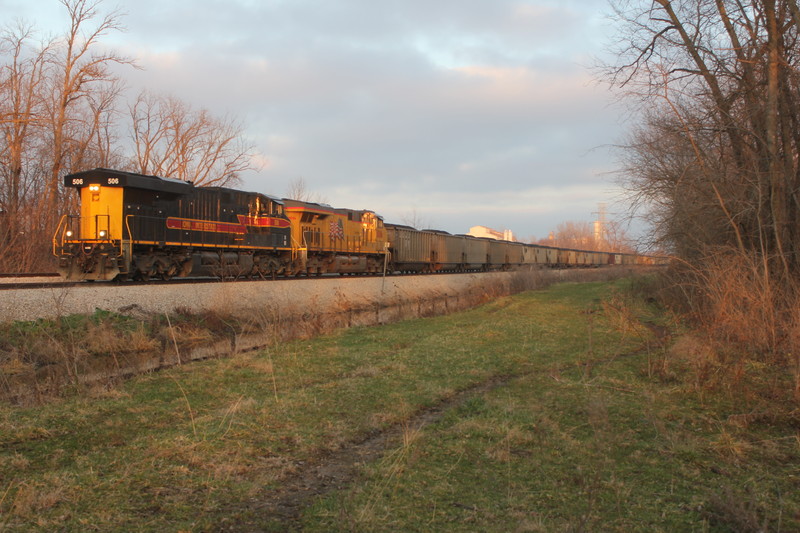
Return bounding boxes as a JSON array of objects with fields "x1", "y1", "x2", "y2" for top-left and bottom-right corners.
[
  {"x1": 539, "y1": 218, "x2": 637, "y2": 253},
  {"x1": 606, "y1": 1, "x2": 800, "y2": 382},
  {"x1": 640, "y1": 252, "x2": 800, "y2": 400}
]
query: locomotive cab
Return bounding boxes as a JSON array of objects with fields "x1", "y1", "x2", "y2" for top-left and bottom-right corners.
[{"x1": 54, "y1": 168, "x2": 193, "y2": 280}]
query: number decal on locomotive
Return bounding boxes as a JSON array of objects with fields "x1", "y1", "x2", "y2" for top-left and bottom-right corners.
[
  {"x1": 72, "y1": 178, "x2": 83, "y2": 185},
  {"x1": 107, "y1": 177, "x2": 119, "y2": 185}
]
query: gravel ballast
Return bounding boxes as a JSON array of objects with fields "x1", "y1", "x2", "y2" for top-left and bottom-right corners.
[{"x1": 1, "y1": 272, "x2": 530, "y2": 324}]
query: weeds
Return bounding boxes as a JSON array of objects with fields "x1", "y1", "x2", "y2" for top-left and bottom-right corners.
[
  {"x1": 703, "y1": 485, "x2": 771, "y2": 533},
  {"x1": 2, "y1": 269, "x2": 632, "y2": 403},
  {"x1": 630, "y1": 252, "x2": 800, "y2": 414}
]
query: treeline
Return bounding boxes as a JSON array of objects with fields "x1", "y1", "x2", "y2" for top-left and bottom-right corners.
[
  {"x1": 536, "y1": 219, "x2": 637, "y2": 253},
  {"x1": 0, "y1": 0, "x2": 256, "y2": 272},
  {"x1": 608, "y1": 1, "x2": 800, "y2": 363}
]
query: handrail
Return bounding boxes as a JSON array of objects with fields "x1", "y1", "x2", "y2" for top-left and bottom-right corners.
[
  {"x1": 52, "y1": 214, "x2": 68, "y2": 256},
  {"x1": 124, "y1": 214, "x2": 134, "y2": 258},
  {"x1": 94, "y1": 214, "x2": 111, "y2": 243},
  {"x1": 291, "y1": 235, "x2": 307, "y2": 262}
]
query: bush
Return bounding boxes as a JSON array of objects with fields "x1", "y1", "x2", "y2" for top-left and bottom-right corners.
[{"x1": 646, "y1": 247, "x2": 800, "y2": 401}]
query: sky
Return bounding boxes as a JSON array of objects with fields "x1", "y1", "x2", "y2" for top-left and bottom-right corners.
[{"x1": 3, "y1": 0, "x2": 636, "y2": 241}]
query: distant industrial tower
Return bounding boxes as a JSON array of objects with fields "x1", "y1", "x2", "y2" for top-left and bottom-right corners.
[{"x1": 593, "y1": 203, "x2": 608, "y2": 248}]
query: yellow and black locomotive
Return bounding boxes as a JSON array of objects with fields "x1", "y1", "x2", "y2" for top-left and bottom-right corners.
[{"x1": 54, "y1": 168, "x2": 294, "y2": 280}]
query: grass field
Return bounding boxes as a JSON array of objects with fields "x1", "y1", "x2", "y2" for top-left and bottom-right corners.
[{"x1": 1, "y1": 278, "x2": 798, "y2": 531}]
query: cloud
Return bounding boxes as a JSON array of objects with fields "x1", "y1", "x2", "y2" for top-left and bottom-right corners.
[{"x1": 6, "y1": 0, "x2": 627, "y2": 238}]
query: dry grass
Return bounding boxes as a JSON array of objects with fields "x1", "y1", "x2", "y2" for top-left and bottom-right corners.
[
  {"x1": 84, "y1": 321, "x2": 159, "y2": 354},
  {"x1": 666, "y1": 250, "x2": 792, "y2": 358},
  {"x1": 644, "y1": 249, "x2": 800, "y2": 403},
  {"x1": 7, "y1": 475, "x2": 72, "y2": 519},
  {"x1": 676, "y1": 336, "x2": 718, "y2": 388},
  {"x1": 0, "y1": 356, "x2": 33, "y2": 377},
  {"x1": 157, "y1": 322, "x2": 214, "y2": 348},
  {"x1": 703, "y1": 486, "x2": 771, "y2": 533},
  {"x1": 601, "y1": 291, "x2": 653, "y2": 344},
  {"x1": 695, "y1": 250, "x2": 783, "y2": 356}
]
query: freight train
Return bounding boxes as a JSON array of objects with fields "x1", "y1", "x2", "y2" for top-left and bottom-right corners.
[{"x1": 52, "y1": 168, "x2": 664, "y2": 281}]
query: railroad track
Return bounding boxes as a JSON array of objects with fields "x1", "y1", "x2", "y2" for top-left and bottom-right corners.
[
  {"x1": 0, "y1": 275, "x2": 270, "y2": 291},
  {"x1": 0, "y1": 273, "x2": 67, "y2": 290},
  {"x1": 0, "y1": 272, "x2": 60, "y2": 278},
  {"x1": 0, "y1": 265, "x2": 618, "y2": 291},
  {"x1": 0, "y1": 271, "x2": 406, "y2": 291}
]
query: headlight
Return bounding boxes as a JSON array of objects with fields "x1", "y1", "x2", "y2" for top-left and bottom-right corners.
[
  {"x1": 89, "y1": 184, "x2": 100, "y2": 191},
  {"x1": 65, "y1": 230, "x2": 73, "y2": 237},
  {"x1": 99, "y1": 230, "x2": 107, "y2": 238}
]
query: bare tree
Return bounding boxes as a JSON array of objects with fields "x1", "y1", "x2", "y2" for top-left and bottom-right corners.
[
  {"x1": 607, "y1": 0, "x2": 800, "y2": 276},
  {"x1": 540, "y1": 220, "x2": 597, "y2": 250},
  {"x1": 603, "y1": 219, "x2": 638, "y2": 254},
  {"x1": 0, "y1": 24, "x2": 48, "y2": 211},
  {"x1": 399, "y1": 208, "x2": 433, "y2": 230},
  {"x1": 82, "y1": 79, "x2": 127, "y2": 169},
  {"x1": 605, "y1": 0, "x2": 800, "y2": 361},
  {"x1": 0, "y1": 0, "x2": 132, "y2": 271},
  {"x1": 286, "y1": 176, "x2": 312, "y2": 201},
  {"x1": 43, "y1": 0, "x2": 133, "y2": 225},
  {"x1": 0, "y1": 23, "x2": 52, "y2": 271},
  {"x1": 129, "y1": 91, "x2": 258, "y2": 186},
  {"x1": 539, "y1": 218, "x2": 636, "y2": 253}
]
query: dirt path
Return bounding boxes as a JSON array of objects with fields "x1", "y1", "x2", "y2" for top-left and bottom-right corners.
[
  {"x1": 216, "y1": 328, "x2": 665, "y2": 531},
  {"x1": 221, "y1": 374, "x2": 515, "y2": 531}
]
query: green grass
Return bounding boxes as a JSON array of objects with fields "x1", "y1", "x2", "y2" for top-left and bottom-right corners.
[{"x1": 1, "y1": 279, "x2": 798, "y2": 531}]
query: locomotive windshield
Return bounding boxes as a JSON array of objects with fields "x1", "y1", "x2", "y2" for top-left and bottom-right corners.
[{"x1": 249, "y1": 194, "x2": 284, "y2": 217}]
